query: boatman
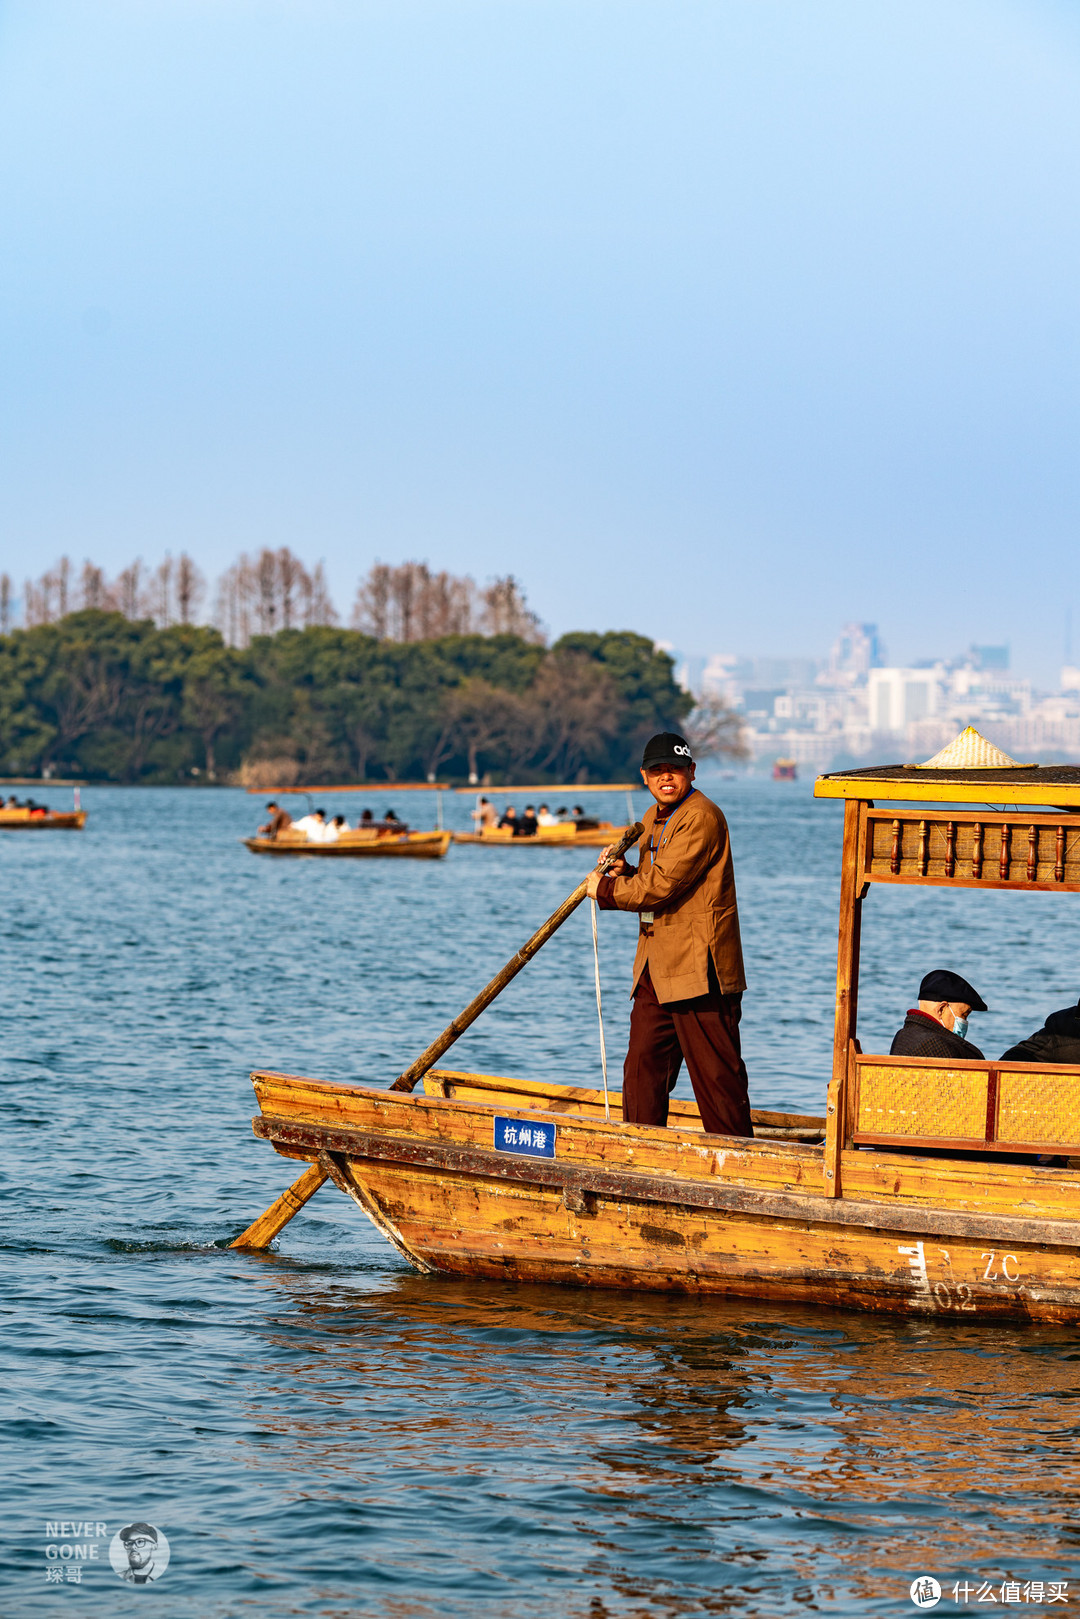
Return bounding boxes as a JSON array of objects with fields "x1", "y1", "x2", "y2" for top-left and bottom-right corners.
[{"x1": 584, "y1": 732, "x2": 752, "y2": 1137}]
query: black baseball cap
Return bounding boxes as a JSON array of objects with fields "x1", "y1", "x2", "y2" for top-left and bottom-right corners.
[
  {"x1": 642, "y1": 733, "x2": 694, "y2": 770},
  {"x1": 918, "y1": 970, "x2": 987, "y2": 1012}
]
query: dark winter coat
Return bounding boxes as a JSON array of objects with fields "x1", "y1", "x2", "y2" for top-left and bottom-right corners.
[
  {"x1": 889, "y1": 1010, "x2": 985, "y2": 1062},
  {"x1": 1000, "y1": 1004, "x2": 1080, "y2": 1066}
]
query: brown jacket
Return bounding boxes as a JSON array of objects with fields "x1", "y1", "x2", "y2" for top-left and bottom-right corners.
[{"x1": 598, "y1": 789, "x2": 746, "y2": 1002}]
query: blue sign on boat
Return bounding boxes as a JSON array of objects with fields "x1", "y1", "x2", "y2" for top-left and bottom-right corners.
[{"x1": 493, "y1": 1116, "x2": 557, "y2": 1158}]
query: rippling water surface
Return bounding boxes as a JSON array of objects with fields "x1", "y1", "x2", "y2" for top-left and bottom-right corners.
[{"x1": 3, "y1": 781, "x2": 1079, "y2": 1616}]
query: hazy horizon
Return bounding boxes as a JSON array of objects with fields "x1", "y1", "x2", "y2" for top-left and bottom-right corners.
[{"x1": 3, "y1": 1, "x2": 1078, "y2": 685}]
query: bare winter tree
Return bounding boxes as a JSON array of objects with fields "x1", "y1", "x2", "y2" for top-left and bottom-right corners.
[
  {"x1": 684, "y1": 692, "x2": 749, "y2": 761},
  {"x1": 352, "y1": 562, "x2": 393, "y2": 639},
  {"x1": 148, "y1": 555, "x2": 174, "y2": 627},
  {"x1": 114, "y1": 561, "x2": 147, "y2": 620},
  {"x1": 300, "y1": 561, "x2": 337, "y2": 628},
  {"x1": 0, "y1": 575, "x2": 11, "y2": 635},
  {"x1": 175, "y1": 554, "x2": 205, "y2": 624},
  {"x1": 214, "y1": 557, "x2": 254, "y2": 647},
  {"x1": 55, "y1": 557, "x2": 70, "y2": 617},
  {"x1": 352, "y1": 561, "x2": 541, "y2": 644},
  {"x1": 215, "y1": 548, "x2": 336, "y2": 645},
  {"x1": 77, "y1": 562, "x2": 112, "y2": 611},
  {"x1": 479, "y1": 576, "x2": 545, "y2": 643}
]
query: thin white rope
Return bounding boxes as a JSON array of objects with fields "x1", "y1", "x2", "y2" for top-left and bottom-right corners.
[{"x1": 590, "y1": 897, "x2": 611, "y2": 1122}]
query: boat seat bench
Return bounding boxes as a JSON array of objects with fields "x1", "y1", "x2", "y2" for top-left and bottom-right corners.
[{"x1": 852, "y1": 1053, "x2": 1080, "y2": 1157}]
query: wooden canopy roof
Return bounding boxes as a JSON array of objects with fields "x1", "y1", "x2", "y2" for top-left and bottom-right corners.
[{"x1": 815, "y1": 762, "x2": 1080, "y2": 807}]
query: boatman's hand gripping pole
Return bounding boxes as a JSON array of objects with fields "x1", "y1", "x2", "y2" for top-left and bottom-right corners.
[{"x1": 230, "y1": 821, "x2": 643, "y2": 1249}]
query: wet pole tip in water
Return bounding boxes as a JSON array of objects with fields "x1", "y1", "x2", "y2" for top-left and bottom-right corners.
[{"x1": 229, "y1": 1162, "x2": 328, "y2": 1250}]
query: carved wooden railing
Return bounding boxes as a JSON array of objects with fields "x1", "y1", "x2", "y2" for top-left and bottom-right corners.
[{"x1": 861, "y1": 809, "x2": 1080, "y2": 892}]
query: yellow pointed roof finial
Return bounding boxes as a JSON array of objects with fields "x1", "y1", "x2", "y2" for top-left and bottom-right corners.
[{"x1": 917, "y1": 726, "x2": 1030, "y2": 770}]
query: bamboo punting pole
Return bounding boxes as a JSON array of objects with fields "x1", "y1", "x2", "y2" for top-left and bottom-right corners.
[
  {"x1": 230, "y1": 1162, "x2": 328, "y2": 1249},
  {"x1": 389, "y1": 820, "x2": 644, "y2": 1092}
]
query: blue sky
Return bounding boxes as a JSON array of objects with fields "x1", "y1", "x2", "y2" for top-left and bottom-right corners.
[{"x1": 2, "y1": 1, "x2": 1078, "y2": 683}]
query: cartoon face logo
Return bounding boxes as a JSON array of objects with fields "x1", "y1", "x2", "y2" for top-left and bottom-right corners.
[{"x1": 109, "y1": 1523, "x2": 170, "y2": 1584}]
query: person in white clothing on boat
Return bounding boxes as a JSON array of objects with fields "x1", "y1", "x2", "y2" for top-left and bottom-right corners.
[
  {"x1": 537, "y1": 804, "x2": 559, "y2": 827},
  {"x1": 291, "y1": 810, "x2": 329, "y2": 841}
]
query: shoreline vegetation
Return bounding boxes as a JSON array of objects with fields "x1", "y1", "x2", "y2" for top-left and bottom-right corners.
[{"x1": 0, "y1": 551, "x2": 745, "y2": 786}]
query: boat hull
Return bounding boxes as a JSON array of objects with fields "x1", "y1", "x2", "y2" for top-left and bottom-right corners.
[
  {"x1": 247, "y1": 1071, "x2": 1080, "y2": 1323},
  {"x1": 243, "y1": 830, "x2": 451, "y2": 859},
  {"x1": 452, "y1": 825, "x2": 625, "y2": 848}
]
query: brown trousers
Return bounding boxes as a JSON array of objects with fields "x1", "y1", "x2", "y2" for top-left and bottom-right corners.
[{"x1": 622, "y1": 962, "x2": 753, "y2": 1138}]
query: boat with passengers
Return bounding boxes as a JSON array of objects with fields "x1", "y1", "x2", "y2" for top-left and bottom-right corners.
[
  {"x1": 243, "y1": 782, "x2": 451, "y2": 859},
  {"x1": 0, "y1": 783, "x2": 86, "y2": 830},
  {"x1": 452, "y1": 784, "x2": 642, "y2": 848},
  {"x1": 236, "y1": 729, "x2": 1080, "y2": 1322}
]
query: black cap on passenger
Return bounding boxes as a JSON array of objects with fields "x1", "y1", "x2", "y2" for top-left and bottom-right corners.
[
  {"x1": 918, "y1": 969, "x2": 987, "y2": 1012},
  {"x1": 641, "y1": 732, "x2": 694, "y2": 770}
]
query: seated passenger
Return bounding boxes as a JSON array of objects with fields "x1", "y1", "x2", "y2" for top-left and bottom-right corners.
[
  {"x1": 258, "y1": 800, "x2": 293, "y2": 839},
  {"x1": 1000, "y1": 995, "x2": 1080, "y2": 1066},
  {"x1": 517, "y1": 805, "x2": 539, "y2": 837},
  {"x1": 572, "y1": 803, "x2": 600, "y2": 831},
  {"x1": 536, "y1": 803, "x2": 559, "y2": 827},
  {"x1": 358, "y1": 809, "x2": 374, "y2": 828},
  {"x1": 890, "y1": 970, "x2": 987, "y2": 1060},
  {"x1": 471, "y1": 796, "x2": 499, "y2": 829},
  {"x1": 498, "y1": 806, "x2": 518, "y2": 831},
  {"x1": 291, "y1": 809, "x2": 328, "y2": 841},
  {"x1": 324, "y1": 814, "x2": 347, "y2": 843}
]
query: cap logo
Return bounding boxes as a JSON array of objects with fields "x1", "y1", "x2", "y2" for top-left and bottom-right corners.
[{"x1": 673, "y1": 744, "x2": 690, "y2": 757}]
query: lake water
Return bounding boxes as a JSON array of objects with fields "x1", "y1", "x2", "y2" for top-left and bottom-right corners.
[{"x1": 3, "y1": 780, "x2": 1079, "y2": 1617}]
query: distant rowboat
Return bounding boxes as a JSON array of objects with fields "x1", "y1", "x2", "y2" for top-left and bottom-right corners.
[
  {"x1": 243, "y1": 829, "x2": 451, "y2": 859},
  {"x1": 0, "y1": 808, "x2": 86, "y2": 830}
]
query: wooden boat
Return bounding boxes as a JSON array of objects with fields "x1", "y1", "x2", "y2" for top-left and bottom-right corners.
[
  {"x1": 0, "y1": 807, "x2": 86, "y2": 830},
  {"x1": 240, "y1": 729, "x2": 1080, "y2": 1322},
  {"x1": 772, "y1": 757, "x2": 797, "y2": 781},
  {"x1": 453, "y1": 783, "x2": 641, "y2": 848},
  {"x1": 244, "y1": 828, "x2": 451, "y2": 859}
]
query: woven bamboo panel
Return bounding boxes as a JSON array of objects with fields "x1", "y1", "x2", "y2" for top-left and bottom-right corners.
[
  {"x1": 856, "y1": 1064, "x2": 987, "y2": 1140},
  {"x1": 997, "y1": 1070, "x2": 1080, "y2": 1149}
]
